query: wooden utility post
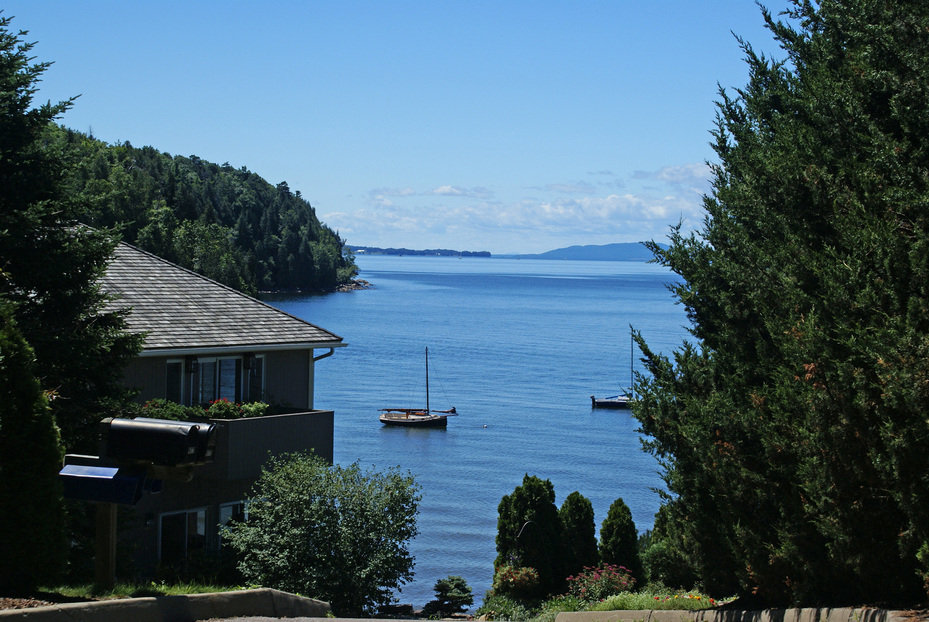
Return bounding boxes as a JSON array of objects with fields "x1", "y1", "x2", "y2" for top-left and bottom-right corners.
[{"x1": 94, "y1": 503, "x2": 117, "y2": 588}]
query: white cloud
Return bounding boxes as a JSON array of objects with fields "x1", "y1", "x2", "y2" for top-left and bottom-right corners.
[
  {"x1": 327, "y1": 164, "x2": 709, "y2": 253},
  {"x1": 633, "y1": 163, "x2": 712, "y2": 194},
  {"x1": 544, "y1": 181, "x2": 597, "y2": 194},
  {"x1": 430, "y1": 185, "x2": 493, "y2": 199}
]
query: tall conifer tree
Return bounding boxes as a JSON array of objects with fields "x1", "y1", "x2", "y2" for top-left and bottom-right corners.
[
  {"x1": 0, "y1": 303, "x2": 67, "y2": 592},
  {"x1": 635, "y1": 1, "x2": 929, "y2": 605},
  {"x1": 0, "y1": 14, "x2": 141, "y2": 452}
]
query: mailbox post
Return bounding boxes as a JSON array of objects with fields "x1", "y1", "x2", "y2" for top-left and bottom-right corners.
[{"x1": 59, "y1": 417, "x2": 216, "y2": 587}]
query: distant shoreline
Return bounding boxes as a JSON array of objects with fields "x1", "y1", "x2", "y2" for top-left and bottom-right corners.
[
  {"x1": 350, "y1": 246, "x2": 491, "y2": 258},
  {"x1": 349, "y1": 242, "x2": 663, "y2": 262}
]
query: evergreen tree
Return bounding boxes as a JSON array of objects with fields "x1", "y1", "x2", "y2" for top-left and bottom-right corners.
[
  {"x1": 634, "y1": 0, "x2": 929, "y2": 605},
  {"x1": 0, "y1": 301, "x2": 67, "y2": 593},
  {"x1": 0, "y1": 15, "x2": 142, "y2": 452},
  {"x1": 495, "y1": 474, "x2": 565, "y2": 596},
  {"x1": 598, "y1": 498, "x2": 643, "y2": 586},
  {"x1": 58, "y1": 130, "x2": 357, "y2": 294},
  {"x1": 559, "y1": 491, "x2": 599, "y2": 577}
]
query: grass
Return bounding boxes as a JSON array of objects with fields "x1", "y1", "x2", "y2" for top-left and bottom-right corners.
[
  {"x1": 591, "y1": 590, "x2": 731, "y2": 611},
  {"x1": 39, "y1": 581, "x2": 241, "y2": 601},
  {"x1": 477, "y1": 588, "x2": 735, "y2": 621}
]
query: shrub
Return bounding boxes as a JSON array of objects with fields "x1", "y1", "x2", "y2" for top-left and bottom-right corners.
[
  {"x1": 495, "y1": 474, "x2": 565, "y2": 595},
  {"x1": 0, "y1": 303, "x2": 67, "y2": 592},
  {"x1": 422, "y1": 575, "x2": 473, "y2": 616},
  {"x1": 237, "y1": 401, "x2": 269, "y2": 418},
  {"x1": 130, "y1": 398, "x2": 270, "y2": 421},
  {"x1": 206, "y1": 398, "x2": 269, "y2": 419},
  {"x1": 559, "y1": 491, "x2": 599, "y2": 578},
  {"x1": 134, "y1": 399, "x2": 204, "y2": 421},
  {"x1": 641, "y1": 538, "x2": 698, "y2": 590},
  {"x1": 566, "y1": 564, "x2": 636, "y2": 603},
  {"x1": 492, "y1": 564, "x2": 540, "y2": 600},
  {"x1": 599, "y1": 498, "x2": 643, "y2": 585},
  {"x1": 592, "y1": 589, "x2": 726, "y2": 611},
  {"x1": 534, "y1": 594, "x2": 586, "y2": 622},
  {"x1": 475, "y1": 592, "x2": 533, "y2": 621},
  {"x1": 223, "y1": 452, "x2": 420, "y2": 616}
]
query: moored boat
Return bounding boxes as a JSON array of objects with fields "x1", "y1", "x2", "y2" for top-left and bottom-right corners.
[
  {"x1": 591, "y1": 327, "x2": 635, "y2": 409},
  {"x1": 590, "y1": 393, "x2": 631, "y2": 409},
  {"x1": 378, "y1": 407, "x2": 456, "y2": 427},
  {"x1": 380, "y1": 347, "x2": 457, "y2": 427}
]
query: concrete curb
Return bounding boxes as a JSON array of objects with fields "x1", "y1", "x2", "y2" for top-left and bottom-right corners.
[
  {"x1": 555, "y1": 608, "x2": 918, "y2": 622},
  {"x1": 0, "y1": 588, "x2": 329, "y2": 621}
]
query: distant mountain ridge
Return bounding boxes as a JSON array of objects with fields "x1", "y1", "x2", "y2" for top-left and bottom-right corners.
[
  {"x1": 349, "y1": 246, "x2": 490, "y2": 257},
  {"x1": 350, "y1": 242, "x2": 663, "y2": 261},
  {"x1": 508, "y1": 242, "x2": 662, "y2": 261}
]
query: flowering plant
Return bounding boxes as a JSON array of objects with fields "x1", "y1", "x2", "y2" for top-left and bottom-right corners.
[
  {"x1": 492, "y1": 564, "x2": 540, "y2": 599},
  {"x1": 565, "y1": 564, "x2": 636, "y2": 602}
]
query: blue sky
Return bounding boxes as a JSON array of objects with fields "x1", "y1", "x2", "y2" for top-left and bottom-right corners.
[{"x1": 6, "y1": 1, "x2": 791, "y2": 254}]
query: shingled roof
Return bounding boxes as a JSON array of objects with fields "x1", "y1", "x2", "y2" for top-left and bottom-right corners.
[{"x1": 101, "y1": 243, "x2": 344, "y2": 354}]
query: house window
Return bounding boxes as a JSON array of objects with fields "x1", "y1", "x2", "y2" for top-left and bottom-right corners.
[
  {"x1": 219, "y1": 501, "x2": 248, "y2": 526},
  {"x1": 198, "y1": 359, "x2": 217, "y2": 404},
  {"x1": 217, "y1": 358, "x2": 241, "y2": 401},
  {"x1": 245, "y1": 355, "x2": 264, "y2": 402},
  {"x1": 166, "y1": 360, "x2": 183, "y2": 404},
  {"x1": 169, "y1": 355, "x2": 261, "y2": 406},
  {"x1": 159, "y1": 508, "x2": 206, "y2": 564},
  {"x1": 218, "y1": 501, "x2": 248, "y2": 547}
]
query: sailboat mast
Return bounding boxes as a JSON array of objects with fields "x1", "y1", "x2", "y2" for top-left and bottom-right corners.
[
  {"x1": 425, "y1": 346, "x2": 430, "y2": 413},
  {"x1": 629, "y1": 328, "x2": 634, "y2": 398}
]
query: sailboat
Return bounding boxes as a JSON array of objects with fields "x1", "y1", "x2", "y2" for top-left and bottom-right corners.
[
  {"x1": 591, "y1": 329, "x2": 634, "y2": 409},
  {"x1": 379, "y1": 347, "x2": 458, "y2": 427}
]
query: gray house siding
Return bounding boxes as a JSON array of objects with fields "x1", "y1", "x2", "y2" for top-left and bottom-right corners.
[
  {"x1": 125, "y1": 410, "x2": 334, "y2": 574},
  {"x1": 94, "y1": 243, "x2": 346, "y2": 578},
  {"x1": 263, "y1": 350, "x2": 312, "y2": 409},
  {"x1": 123, "y1": 349, "x2": 317, "y2": 410}
]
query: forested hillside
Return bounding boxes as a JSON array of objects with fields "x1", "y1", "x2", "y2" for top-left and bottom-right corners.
[{"x1": 54, "y1": 127, "x2": 356, "y2": 294}]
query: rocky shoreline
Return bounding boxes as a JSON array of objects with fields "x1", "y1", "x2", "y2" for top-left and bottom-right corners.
[{"x1": 336, "y1": 278, "x2": 373, "y2": 292}]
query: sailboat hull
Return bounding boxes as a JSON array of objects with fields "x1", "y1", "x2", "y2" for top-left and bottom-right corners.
[
  {"x1": 379, "y1": 410, "x2": 449, "y2": 427},
  {"x1": 379, "y1": 347, "x2": 456, "y2": 427},
  {"x1": 590, "y1": 394, "x2": 632, "y2": 409}
]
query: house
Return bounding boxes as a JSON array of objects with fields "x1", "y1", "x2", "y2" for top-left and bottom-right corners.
[{"x1": 98, "y1": 242, "x2": 345, "y2": 574}]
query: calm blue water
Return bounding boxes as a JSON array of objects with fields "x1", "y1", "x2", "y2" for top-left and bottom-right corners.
[{"x1": 265, "y1": 255, "x2": 689, "y2": 609}]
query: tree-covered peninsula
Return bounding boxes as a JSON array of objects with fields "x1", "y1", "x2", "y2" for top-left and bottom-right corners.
[{"x1": 54, "y1": 128, "x2": 357, "y2": 295}]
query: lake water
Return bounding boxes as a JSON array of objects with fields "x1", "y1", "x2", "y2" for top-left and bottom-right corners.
[{"x1": 265, "y1": 254, "x2": 690, "y2": 609}]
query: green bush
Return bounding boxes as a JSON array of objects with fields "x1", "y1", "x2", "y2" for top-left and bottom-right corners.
[
  {"x1": 475, "y1": 592, "x2": 533, "y2": 621},
  {"x1": 133, "y1": 399, "x2": 205, "y2": 421},
  {"x1": 559, "y1": 491, "x2": 599, "y2": 578},
  {"x1": 491, "y1": 564, "x2": 540, "y2": 601},
  {"x1": 206, "y1": 398, "x2": 269, "y2": 419},
  {"x1": 592, "y1": 589, "x2": 725, "y2": 611},
  {"x1": 223, "y1": 452, "x2": 420, "y2": 616},
  {"x1": 495, "y1": 474, "x2": 565, "y2": 596},
  {"x1": 129, "y1": 398, "x2": 270, "y2": 421},
  {"x1": 533, "y1": 594, "x2": 586, "y2": 622},
  {"x1": 0, "y1": 302, "x2": 67, "y2": 592},
  {"x1": 641, "y1": 539, "x2": 697, "y2": 590},
  {"x1": 237, "y1": 401, "x2": 269, "y2": 418},
  {"x1": 422, "y1": 575, "x2": 473, "y2": 617},
  {"x1": 598, "y1": 498, "x2": 644, "y2": 585}
]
